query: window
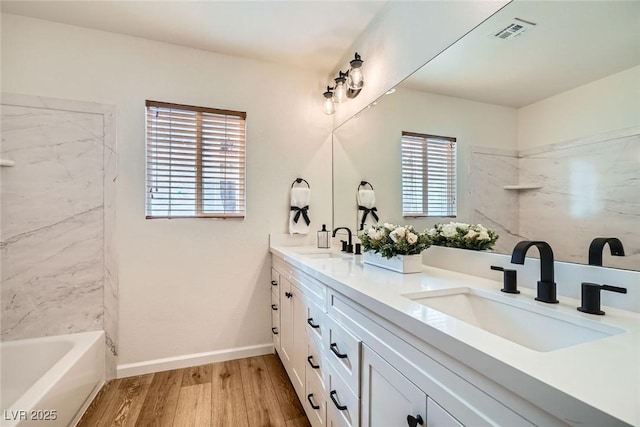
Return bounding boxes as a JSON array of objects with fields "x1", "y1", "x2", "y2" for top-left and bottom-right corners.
[
  {"x1": 401, "y1": 132, "x2": 457, "y2": 217},
  {"x1": 145, "y1": 100, "x2": 246, "y2": 218}
]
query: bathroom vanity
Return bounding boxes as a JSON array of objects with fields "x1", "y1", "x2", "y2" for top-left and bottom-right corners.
[{"x1": 269, "y1": 242, "x2": 639, "y2": 427}]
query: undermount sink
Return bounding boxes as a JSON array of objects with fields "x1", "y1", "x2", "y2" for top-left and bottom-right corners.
[
  {"x1": 404, "y1": 288, "x2": 625, "y2": 352},
  {"x1": 297, "y1": 251, "x2": 351, "y2": 260}
]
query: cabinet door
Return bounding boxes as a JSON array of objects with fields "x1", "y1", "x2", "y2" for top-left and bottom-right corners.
[
  {"x1": 428, "y1": 397, "x2": 463, "y2": 427},
  {"x1": 362, "y1": 344, "x2": 427, "y2": 427},
  {"x1": 291, "y1": 285, "x2": 308, "y2": 397},
  {"x1": 279, "y1": 276, "x2": 293, "y2": 368}
]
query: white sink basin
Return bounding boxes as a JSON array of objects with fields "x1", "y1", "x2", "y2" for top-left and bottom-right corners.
[
  {"x1": 405, "y1": 288, "x2": 625, "y2": 352},
  {"x1": 297, "y1": 251, "x2": 351, "y2": 260}
]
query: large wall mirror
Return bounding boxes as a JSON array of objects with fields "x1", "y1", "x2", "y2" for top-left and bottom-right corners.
[{"x1": 333, "y1": 0, "x2": 640, "y2": 270}]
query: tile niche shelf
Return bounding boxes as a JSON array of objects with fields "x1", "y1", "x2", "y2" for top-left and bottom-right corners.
[{"x1": 503, "y1": 184, "x2": 543, "y2": 191}]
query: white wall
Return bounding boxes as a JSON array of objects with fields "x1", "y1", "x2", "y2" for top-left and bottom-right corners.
[
  {"x1": 333, "y1": 87, "x2": 517, "y2": 232},
  {"x1": 328, "y1": 1, "x2": 509, "y2": 128},
  {"x1": 1, "y1": 14, "x2": 332, "y2": 366},
  {"x1": 518, "y1": 65, "x2": 640, "y2": 149}
]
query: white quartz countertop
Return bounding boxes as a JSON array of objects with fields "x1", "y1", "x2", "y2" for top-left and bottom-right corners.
[{"x1": 270, "y1": 245, "x2": 640, "y2": 426}]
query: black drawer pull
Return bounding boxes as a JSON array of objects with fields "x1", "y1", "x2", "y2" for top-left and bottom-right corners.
[
  {"x1": 307, "y1": 355, "x2": 320, "y2": 369},
  {"x1": 330, "y1": 390, "x2": 347, "y2": 411},
  {"x1": 307, "y1": 318, "x2": 320, "y2": 329},
  {"x1": 307, "y1": 393, "x2": 320, "y2": 410},
  {"x1": 285, "y1": 292, "x2": 292, "y2": 299},
  {"x1": 271, "y1": 304, "x2": 278, "y2": 311},
  {"x1": 407, "y1": 414, "x2": 424, "y2": 427},
  {"x1": 272, "y1": 327, "x2": 278, "y2": 335},
  {"x1": 271, "y1": 280, "x2": 278, "y2": 286},
  {"x1": 330, "y1": 343, "x2": 348, "y2": 359}
]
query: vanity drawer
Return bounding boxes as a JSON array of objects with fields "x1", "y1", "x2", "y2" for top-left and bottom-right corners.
[
  {"x1": 291, "y1": 273, "x2": 327, "y2": 311},
  {"x1": 271, "y1": 268, "x2": 279, "y2": 297},
  {"x1": 325, "y1": 315, "x2": 361, "y2": 397},
  {"x1": 327, "y1": 362, "x2": 359, "y2": 427},
  {"x1": 305, "y1": 367, "x2": 327, "y2": 427},
  {"x1": 307, "y1": 333, "x2": 328, "y2": 392},
  {"x1": 271, "y1": 308, "x2": 280, "y2": 350},
  {"x1": 306, "y1": 303, "x2": 325, "y2": 343}
]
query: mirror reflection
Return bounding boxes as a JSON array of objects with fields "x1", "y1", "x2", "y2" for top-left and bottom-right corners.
[{"x1": 333, "y1": 0, "x2": 640, "y2": 270}]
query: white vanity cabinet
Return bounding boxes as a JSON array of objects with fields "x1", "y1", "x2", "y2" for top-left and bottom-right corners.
[
  {"x1": 270, "y1": 268, "x2": 280, "y2": 350},
  {"x1": 271, "y1": 255, "x2": 558, "y2": 427},
  {"x1": 362, "y1": 344, "x2": 463, "y2": 427},
  {"x1": 272, "y1": 256, "x2": 330, "y2": 426},
  {"x1": 277, "y1": 273, "x2": 309, "y2": 397}
]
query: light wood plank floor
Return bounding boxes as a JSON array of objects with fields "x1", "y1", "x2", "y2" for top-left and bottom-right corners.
[{"x1": 79, "y1": 354, "x2": 310, "y2": 427}]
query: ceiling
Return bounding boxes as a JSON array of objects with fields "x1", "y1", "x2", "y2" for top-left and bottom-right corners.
[
  {"x1": 1, "y1": 1, "x2": 387, "y2": 76},
  {"x1": 402, "y1": 1, "x2": 640, "y2": 108}
]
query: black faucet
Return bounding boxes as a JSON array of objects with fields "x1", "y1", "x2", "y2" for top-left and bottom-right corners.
[
  {"x1": 588, "y1": 237, "x2": 625, "y2": 266},
  {"x1": 510, "y1": 241, "x2": 558, "y2": 304},
  {"x1": 333, "y1": 227, "x2": 353, "y2": 253},
  {"x1": 577, "y1": 283, "x2": 627, "y2": 315}
]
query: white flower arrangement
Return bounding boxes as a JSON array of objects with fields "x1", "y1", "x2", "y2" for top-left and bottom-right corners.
[
  {"x1": 427, "y1": 222, "x2": 498, "y2": 251},
  {"x1": 359, "y1": 223, "x2": 430, "y2": 259}
]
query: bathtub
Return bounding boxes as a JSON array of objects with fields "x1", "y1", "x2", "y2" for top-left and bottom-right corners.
[{"x1": 1, "y1": 331, "x2": 105, "y2": 427}]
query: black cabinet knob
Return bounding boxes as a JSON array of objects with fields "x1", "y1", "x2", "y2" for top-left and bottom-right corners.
[
  {"x1": 307, "y1": 318, "x2": 320, "y2": 329},
  {"x1": 271, "y1": 280, "x2": 277, "y2": 286},
  {"x1": 271, "y1": 304, "x2": 278, "y2": 311},
  {"x1": 271, "y1": 327, "x2": 278, "y2": 335},
  {"x1": 285, "y1": 292, "x2": 293, "y2": 299},
  {"x1": 407, "y1": 414, "x2": 424, "y2": 427}
]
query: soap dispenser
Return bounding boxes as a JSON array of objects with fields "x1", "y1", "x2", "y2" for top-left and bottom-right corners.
[{"x1": 317, "y1": 224, "x2": 330, "y2": 249}]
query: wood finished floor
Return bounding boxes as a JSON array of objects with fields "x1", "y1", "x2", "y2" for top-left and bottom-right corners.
[{"x1": 78, "y1": 354, "x2": 310, "y2": 427}]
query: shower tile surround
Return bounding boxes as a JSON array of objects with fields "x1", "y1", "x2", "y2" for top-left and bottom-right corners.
[
  {"x1": 0, "y1": 93, "x2": 118, "y2": 378},
  {"x1": 471, "y1": 126, "x2": 639, "y2": 270}
]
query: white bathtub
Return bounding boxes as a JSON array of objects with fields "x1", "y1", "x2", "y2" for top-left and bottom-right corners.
[{"x1": 1, "y1": 331, "x2": 105, "y2": 427}]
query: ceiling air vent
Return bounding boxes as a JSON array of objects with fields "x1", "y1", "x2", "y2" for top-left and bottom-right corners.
[{"x1": 492, "y1": 18, "x2": 536, "y2": 40}]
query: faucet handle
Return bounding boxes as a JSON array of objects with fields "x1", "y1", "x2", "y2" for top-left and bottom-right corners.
[
  {"x1": 490, "y1": 265, "x2": 519, "y2": 294},
  {"x1": 577, "y1": 283, "x2": 627, "y2": 315}
]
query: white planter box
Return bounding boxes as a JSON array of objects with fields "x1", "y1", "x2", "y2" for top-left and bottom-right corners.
[{"x1": 363, "y1": 251, "x2": 423, "y2": 274}]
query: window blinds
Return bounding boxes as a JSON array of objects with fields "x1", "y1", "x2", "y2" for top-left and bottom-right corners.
[
  {"x1": 145, "y1": 100, "x2": 246, "y2": 219},
  {"x1": 401, "y1": 132, "x2": 457, "y2": 217}
]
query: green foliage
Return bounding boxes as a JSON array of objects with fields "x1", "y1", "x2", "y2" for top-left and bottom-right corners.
[{"x1": 426, "y1": 222, "x2": 499, "y2": 251}]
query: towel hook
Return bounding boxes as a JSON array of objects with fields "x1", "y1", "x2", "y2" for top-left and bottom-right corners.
[
  {"x1": 358, "y1": 181, "x2": 374, "y2": 190},
  {"x1": 291, "y1": 178, "x2": 310, "y2": 189}
]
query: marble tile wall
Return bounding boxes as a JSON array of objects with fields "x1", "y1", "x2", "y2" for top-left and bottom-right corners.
[
  {"x1": 470, "y1": 127, "x2": 639, "y2": 271},
  {"x1": 1, "y1": 94, "x2": 118, "y2": 377},
  {"x1": 469, "y1": 147, "x2": 522, "y2": 255},
  {"x1": 518, "y1": 129, "x2": 639, "y2": 270}
]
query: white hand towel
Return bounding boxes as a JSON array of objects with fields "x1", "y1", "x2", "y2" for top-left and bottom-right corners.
[
  {"x1": 357, "y1": 189, "x2": 378, "y2": 230},
  {"x1": 289, "y1": 187, "x2": 311, "y2": 234}
]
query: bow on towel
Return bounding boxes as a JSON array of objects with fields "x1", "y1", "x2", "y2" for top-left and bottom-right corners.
[
  {"x1": 291, "y1": 205, "x2": 310, "y2": 226},
  {"x1": 359, "y1": 206, "x2": 379, "y2": 230}
]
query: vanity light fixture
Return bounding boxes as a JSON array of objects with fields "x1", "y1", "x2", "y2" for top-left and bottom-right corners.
[
  {"x1": 347, "y1": 52, "x2": 364, "y2": 92},
  {"x1": 333, "y1": 71, "x2": 348, "y2": 104},
  {"x1": 322, "y1": 52, "x2": 365, "y2": 115},
  {"x1": 323, "y1": 86, "x2": 335, "y2": 115}
]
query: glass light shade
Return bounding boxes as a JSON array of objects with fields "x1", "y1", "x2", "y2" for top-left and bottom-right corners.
[
  {"x1": 324, "y1": 96, "x2": 335, "y2": 115},
  {"x1": 333, "y1": 81, "x2": 347, "y2": 103},
  {"x1": 348, "y1": 67, "x2": 364, "y2": 90}
]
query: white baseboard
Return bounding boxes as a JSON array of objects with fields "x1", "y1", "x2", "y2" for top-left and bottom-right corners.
[{"x1": 116, "y1": 343, "x2": 274, "y2": 378}]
